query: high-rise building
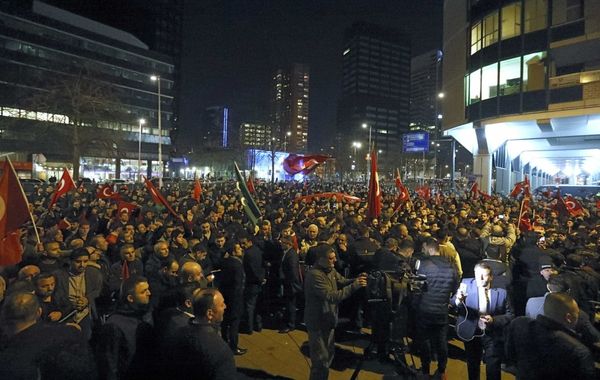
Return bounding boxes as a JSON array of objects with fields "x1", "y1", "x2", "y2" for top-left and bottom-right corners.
[
  {"x1": 410, "y1": 49, "x2": 443, "y2": 136},
  {"x1": 0, "y1": 0, "x2": 174, "y2": 180},
  {"x1": 240, "y1": 122, "x2": 272, "y2": 149},
  {"x1": 200, "y1": 106, "x2": 229, "y2": 149},
  {"x1": 271, "y1": 63, "x2": 309, "y2": 152},
  {"x1": 336, "y1": 22, "x2": 411, "y2": 171},
  {"x1": 443, "y1": 0, "x2": 600, "y2": 193}
]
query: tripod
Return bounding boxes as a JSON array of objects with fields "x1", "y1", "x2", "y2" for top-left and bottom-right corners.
[{"x1": 350, "y1": 302, "x2": 419, "y2": 380}]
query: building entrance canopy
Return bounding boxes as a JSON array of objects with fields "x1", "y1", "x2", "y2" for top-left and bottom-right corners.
[{"x1": 444, "y1": 109, "x2": 600, "y2": 192}]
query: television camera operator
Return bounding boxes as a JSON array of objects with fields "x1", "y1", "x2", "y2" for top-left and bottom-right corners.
[{"x1": 370, "y1": 238, "x2": 417, "y2": 361}]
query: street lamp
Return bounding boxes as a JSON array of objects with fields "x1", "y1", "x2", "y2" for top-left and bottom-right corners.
[
  {"x1": 361, "y1": 123, "x2": 372, "y2": 152},
  {"x1": 138, "y1": 118, "x2": 145, "y2": 182},
  {"x1": 284, "y1": 131, "x2": 291, "y2": 151},
  {"x1": 352, "y1": 141, "x2": 362, "y2": 180},
  {"x1": 150, "y1": 75, "x2": 162, "y2": 188}
]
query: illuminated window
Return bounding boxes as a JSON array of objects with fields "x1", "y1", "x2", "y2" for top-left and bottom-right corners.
[
  {"x1": 469, "y1": 69, "x2": 481, "y2": 104},
  {"x1": 501, "y1": 2, "x2": 521, "y2": 40},
  {"x1": 482, "y1": 11, "x2": 499, "y2": 48},
  {"x1": 471, "y1": 21, "x2": 483, "y2": 54},
  {"x1": 524, "y1": 0, "x2": 547, "y2": 32},
  {"x1": 523, "y1": 52, "x2": 546, "y2": 91},
  {"x1": 499, "y1": 57, "x2": 522, "y2": 95},
  {"x1": 482, "y1": 63, "x2": 498, "y2": 100}
]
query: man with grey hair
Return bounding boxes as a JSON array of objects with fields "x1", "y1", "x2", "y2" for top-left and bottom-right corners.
[
  {"x1": 304, "y1": 243, "x2": 367, "y2": 380},
  {"x1": 506, "y1": 292, "x2": 597, "y2": 379}
]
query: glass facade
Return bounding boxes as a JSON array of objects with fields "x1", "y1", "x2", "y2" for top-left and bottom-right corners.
[
  {"x1": 466, "y1": 51, "x2": 547, "y2": 105},
  {"x1": 524, "y1": 0, "x2": 547, "y2": 32},
  {"x1": 501, "y1": 3, "x2": 521, "y2": 40}
]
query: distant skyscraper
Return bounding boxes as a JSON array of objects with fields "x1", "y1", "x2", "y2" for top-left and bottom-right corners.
[
  {"x1": 410, "y1": 49, "x2": 443, "y2": 137},
  {"x1": 336, "y1": 22, "x2": 411, "y2": 169},
  {"x1": 200, "y1": 106, "x2": 229, "y2": 149},
  {"x1": 271, "y1": 63, "x2": 309, "y2": 152},
  {"x1": 240, "y1": 123, "x2": 271, "y2": 149}
]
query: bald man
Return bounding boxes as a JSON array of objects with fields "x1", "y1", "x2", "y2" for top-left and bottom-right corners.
[{"x1": 506, "y1": 292, "x2": 596, "y2": 379}]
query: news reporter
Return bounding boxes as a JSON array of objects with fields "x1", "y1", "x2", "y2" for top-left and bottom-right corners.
[{"x1": 304, "y1": 243, "x2": 367, "y2": 380}]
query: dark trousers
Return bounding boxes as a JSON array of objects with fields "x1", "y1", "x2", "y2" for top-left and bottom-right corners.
[
  {"x1": 282, "y1": 289, "x2": 298, "y2": 328},
  {"x1": 222, "y1": 293, "x2": 243, "y2": 350},
  {"x1": 244, "y1": 284, "x2": 262, "y2": 330},
  {"x1": 417, "y1": 321, "x2": 448, "y2": 375},
  {"x1": 464, "y1": 334, "x2": 503, "y2": 380}
]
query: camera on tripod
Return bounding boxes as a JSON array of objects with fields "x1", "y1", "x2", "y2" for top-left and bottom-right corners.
[{"x1": 366, "y1": 268, "x2": 427, "y2": 305}]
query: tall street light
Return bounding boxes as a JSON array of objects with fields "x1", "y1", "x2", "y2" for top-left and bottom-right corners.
[
  {"x1": 362, "y1": 123, "x2": 372, "y2": 181},
  {"x1": 352, "y1": 141, "x2": 362, "y2": 180},
  {"x1": 150, "y1": 75, "x2": 162, "y2": 188},
  {"x1": 284, "y1": 131, "x2": 291, "y2": 151},
  {"x1": 138, "y1": 118, "x2": 145, "y2": 182}
]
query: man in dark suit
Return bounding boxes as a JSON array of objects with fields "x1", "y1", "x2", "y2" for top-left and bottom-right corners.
[
  {"x1": 219, "y1": 242, "x2": 246, "y2": 355},
  {"x1": 454, "y1": 261, "x2": 513, "y2": 380},
  {"x1": 279, "y1": 235, "x2": 302, "y2": 333},
  {"x1": 241, "y1": 235, "x2": 265, "y2": 333}
]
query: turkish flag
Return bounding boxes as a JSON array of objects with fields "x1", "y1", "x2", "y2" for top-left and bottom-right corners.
[
  {"x1": 48, "y1": 168, "x2": 76, "y2": 209},
  {"x1": 193, "y1": 179, "x2": 202, "y2": 201},
  {"x1": 283, "y1": 154, "x2": 329, "y2": 175},
  {"x1": 469, "y1": 182, "x2": 480, "y2": 199},
  {"x1": 596, "y1": 199, "x2": 600, "y2": 210},
  {"x1": 144, "y1": 177, "x2": 179, "y2": 218},
  {"x1": 117, "y1": 200, "x2": 138, "y2": 215},
  {"x1": 0, "y1": 159, "x2": 30, "y2": 265},
  {"x1": 562, "y1": 195, "x2": 585, "y2": 217},
  {"x1": 518, "y1": 196, "x2": 533, "y2": 232},
  {"x1": 246, "y1": 171, "x2": 256, "y2": 194},
  {"x1": 510, "y1": 176, "x2": 530, "y2": 198},
  {"x1": 366, "y1": 150, "x2": 381, "y2": 220},
  {"x1": 97, "y1": 184, "x2": 120, "y2": 200},
  {"x1": 416, "y1": 185, "x2": 431, "y2": 201}
]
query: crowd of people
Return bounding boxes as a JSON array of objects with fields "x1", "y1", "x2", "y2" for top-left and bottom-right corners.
[{"x1": 0, "y1": 177, "x2": 599, "y2": 379}]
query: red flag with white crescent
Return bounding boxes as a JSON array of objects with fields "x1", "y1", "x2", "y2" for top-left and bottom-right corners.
[
  {"x1": 0, "y1": 159, "x2": 30, "y2": 265},
  {"x1": 117, "y1": 200, "x2": 138, "y2": 215},
  {"x1": 48, "y1": 168, "x2": 76, "y2": 209},
  {"x1": 144, "y1": 177, "x2": 179, "y2": 218},
  {"x1": 246, "y1": 171, "x2": 256, "y2": 194},
  {"x1": 562, "y1": 195, "x2": 585, "y2": 217},
  {"x1": 97, "y1": 184, "x2": 121, "y2": 200},
  {"x1": 518, "y1": 196, "x2": 533, "y2": 232},
  {"x1": 416, "y1": 185, "x2": 431, "y2": 201}
]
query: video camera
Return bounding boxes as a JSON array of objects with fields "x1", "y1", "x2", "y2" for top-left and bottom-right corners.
[{"x1": 366, "y1": 268, "x2": 427, "y2": 306}]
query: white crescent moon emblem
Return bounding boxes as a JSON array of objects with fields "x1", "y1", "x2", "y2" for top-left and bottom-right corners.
[
  {"x1": 566, "y1": 201, "x2": 575, "y2": 209},
  {"x1": 0, "y1": 195, "x2": 6, "y2": 221},
  {"x1": 57, "y1": 179, "x2": 66, "y2": 192},
  {"x1": 102, "y1": 187, "x2": 111, "y2": 197}
]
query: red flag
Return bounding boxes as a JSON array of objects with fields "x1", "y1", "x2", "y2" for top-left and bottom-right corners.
[
  {"x1": 283, "y1": 154, "x2": 329, "y2": 175},
  {"x1": 246, "y1": 172, "x2": 256, "y2": 194},
  {"x1": 393, "y1": 169, "x2": 410, "y2": 209},
  {"x1": 49, "y1": 168, "x2": 76, "y2": 209},
  {"x1": 367, "y1": 150, "x2": 381, "y2": 220},
  {"x1": 121, "y1": 260, "x2": 130, "y2": 282},
  {"x1": 0, "y1": 159, "x2": 30, "y2": 265},
  {"x1": 469, "y1": 182, "x2": 480, "y2": 199},
  {"x1": 97, "y1": 184, "x2": 120, "y2": 200},
  {"x1": 510, "y1": 176, "x2": 530, "y2": 198},
  {"x1": 562, "y1": 195, "x2": 585, "y2": 217},
  {"x1": 144, "y1": 177, "x2": 179, "y2": 218},
  {"x1": 478, "y1": 190, "x2": 492, "y2": 200},
  {"x1": 509, "y1": 181, "x2": 523, "y2": 198},
  {"x1": 117, "y1": 199, "x2": 138, "y2": 215},
  {"x1": 193, "y1": 179, "x2": 202, "y2": 201},
  {"x1": 416, "y1": 185, "x2": 431, "y2": 201},
  {"x1": 518, "y1": 196, "x2": 533, "y2": 232},
  {"x1": 523, "y1": 175, "x2": 531, "y2": 197},
  {"x1": 596, "y1": 199, "x2": 600, "y2": 210}
]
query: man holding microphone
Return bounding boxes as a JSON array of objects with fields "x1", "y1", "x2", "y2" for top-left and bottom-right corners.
[{"x1": 304, "y1": 243, "x2": 368, "y2": 380}]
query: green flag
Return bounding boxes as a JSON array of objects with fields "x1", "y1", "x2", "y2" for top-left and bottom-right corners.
[{"x1": 233, "y1": 162, "x2": 261, "y2": 226}]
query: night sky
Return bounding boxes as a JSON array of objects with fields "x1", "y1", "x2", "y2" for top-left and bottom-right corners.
[{"x1": 179, "y1": 0, "x2": 443, "y2": 152}]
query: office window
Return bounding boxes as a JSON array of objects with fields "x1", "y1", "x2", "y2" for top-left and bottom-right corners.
[
  {"x1": 523, "y1": 52, "x2": 546, "y2": 91},
  {"x1": 483, "y1": 11, "x2": 499, "y2": 48},
  {"x1": 469, "y1": 69, "x2": 481, "y2": 104},
  {"x1": 471, "y1": 21, "x2": 483, "y2": 54},
  {"x1": 501, "y1": 2, "x2": 522, "y2": 40},
  {"x1": 482, "y1": 62, "x2": 499, "y2": 100},
  {"x1": 552, "y1": 0, "x2": 583, "y2": 25},
  {"x1": 524, "y1": 0, "x2": 547, "y2": 32},
  {"x1": 500, "y1": 57, "x2": 522, "y2": 95}
]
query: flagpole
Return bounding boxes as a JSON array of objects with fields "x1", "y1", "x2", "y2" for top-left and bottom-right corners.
[
  {"x1": 6, "y1": 157, "x2": 41, "y2": 245},
  {"x1": 517, "y1": 196, "x2": 526, "y2": 231},
  {"x1": 0, "y1": 152, "x2": 16, "y2": 158}
]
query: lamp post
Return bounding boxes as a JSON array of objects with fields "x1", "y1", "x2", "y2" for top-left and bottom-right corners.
[
  {"x1": 352, "y1": 141, "x2": 362, "y2": 180},
  {"x1": 362, "y1": 123, "x2": 372, "y2": 181},
  {"x1": 150, "y1": 75, "x2": 162, "y2": 188},
  {"x1": 138, "y1": 118, "x2": 145, "y2": 182},
  {"x1": 284, "y1": 131, "x2": 291, "y2": 151}
]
